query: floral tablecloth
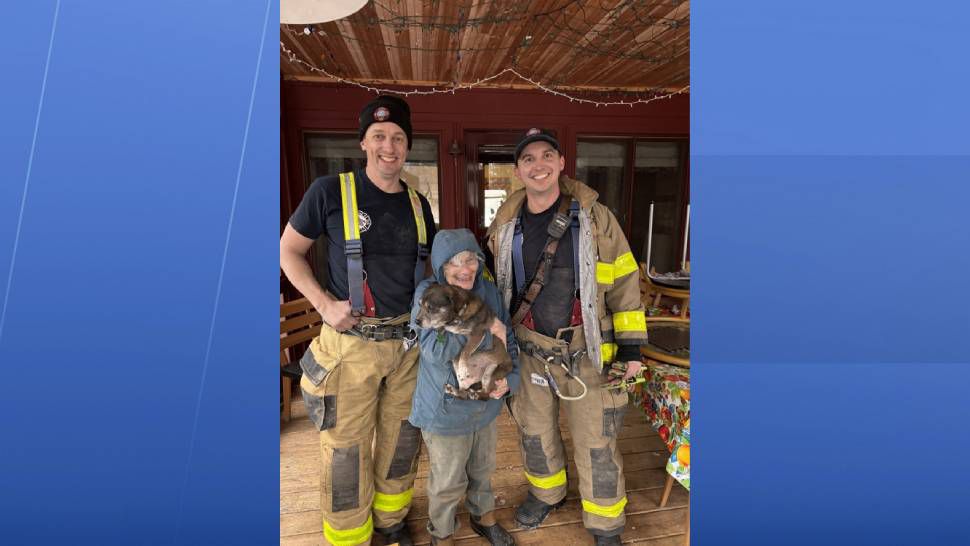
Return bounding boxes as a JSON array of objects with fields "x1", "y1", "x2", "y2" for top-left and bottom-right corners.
[{"x1": 632, "y1": 361, "x2": 690, "y2": 490}]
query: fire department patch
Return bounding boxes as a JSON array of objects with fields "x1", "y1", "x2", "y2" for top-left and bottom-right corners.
[
  {"x1": 373, "y1": 107, "x2": 390, "y2": 121},
  {"x1": 358, "y1": 210, "x2": 372, "y2": 232}
]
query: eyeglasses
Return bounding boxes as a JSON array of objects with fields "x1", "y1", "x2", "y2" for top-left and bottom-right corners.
[{"x1": 447, "y1": 255, "x2": 479, "y2": 268}]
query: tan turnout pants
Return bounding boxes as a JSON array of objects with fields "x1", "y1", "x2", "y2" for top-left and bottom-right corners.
[
  {"x1": 299, "y1": 315, "x2": 421, "y2": 546},
  {"x1": 510, "y1": 324, "x2": 629, "y2": 536}
]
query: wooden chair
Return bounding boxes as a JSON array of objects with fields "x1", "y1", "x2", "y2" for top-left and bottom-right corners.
[
  {"x1": 280, "y1": 297, "x2": 322, "y2": 422},
  {"x1": 640, "y1": 263, "x2": 690, "y2": 319},
  {"x1": 642, "y1": 316, "x2": 690, "y2": 369}
]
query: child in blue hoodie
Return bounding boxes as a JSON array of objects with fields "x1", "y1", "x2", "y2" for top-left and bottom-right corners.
[{"x1": 408, "y1": 229, "x2": 520, "y2": 545}]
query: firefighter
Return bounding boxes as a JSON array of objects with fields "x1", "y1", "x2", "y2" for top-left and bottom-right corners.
[
  {"x1": 280, "y1": 95, "x2": 436, "y2": 546},
  {"x1": 485, "y1": 129, "x2": 647, "y2": 545}
]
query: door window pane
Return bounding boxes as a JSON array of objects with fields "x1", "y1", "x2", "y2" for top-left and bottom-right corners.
[
  {"x1": 481, "y1": 159, "x2": 522, "y2": 229},
  {"x1": 630, "y1": 141, "x2": 685, "y2": 273}
]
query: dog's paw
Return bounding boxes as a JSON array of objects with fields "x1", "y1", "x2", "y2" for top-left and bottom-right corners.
[{"x1": 444, "y1": 384, "x2": 459, "y2": 396}]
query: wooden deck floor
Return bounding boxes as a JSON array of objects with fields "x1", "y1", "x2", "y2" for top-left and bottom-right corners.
[{"x1": 281, "y1": 396, "x2": 689, "y2": 545}]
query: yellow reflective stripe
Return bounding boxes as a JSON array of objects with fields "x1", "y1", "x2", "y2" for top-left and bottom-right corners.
[
  {"x1": 581, "y1": 496, "x2": 628, "y2": 519},
  {"x1": 323, "y1": 515, "x2": 373, "y2": 546},
  {"x1": 598, "y1": 253, "x2": 637, "y2": 285},
  {"x1": 373, "y1": 488, "x2": 414, "y2": 513},
  {"x1": 482, "y1": 267, "x2": 495, "y2": 282},
  {"x1": 524, "y1": 468, "x2": 567, "y2": 490},
  {"x1": 613, "y1": 252, "x2": 638, "y2": 279},
  {"x1": 406, "y1": 187, "x2": 427, "y2": 245},
  {"x1": 339, "y1": 172, "x2": 360, "y2": 241},
  {"x1": 596, "y1": 262, "x2": 614, "y2": 284},
  {"x1": 613, "y1": 311, "x2": 646, "y2": 333},
  {"x1": 601, "y1": 342, "x2": 618, "y2": 363}
]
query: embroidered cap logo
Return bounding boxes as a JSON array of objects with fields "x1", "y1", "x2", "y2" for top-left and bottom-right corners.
[
  {"x1": 526, "y1": 127, "x2": 541, "y2": 136},
  {"x1": 374, "y1": 106, "x2": 390, "y2": 121}
]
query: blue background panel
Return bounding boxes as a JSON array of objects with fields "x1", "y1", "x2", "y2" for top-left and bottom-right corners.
[
  {"x1": 694, "y1": 155, "x2": 970, "y2": 365},
  {"x1": 694, "y1": 0, "x2": 970, "y2": 544},
  {"x1": 1, "y1": 0, "x2": 969, "y2": 544},
  {"x1": 0, "y1": 1, "x2": 279, "y2": 544}
]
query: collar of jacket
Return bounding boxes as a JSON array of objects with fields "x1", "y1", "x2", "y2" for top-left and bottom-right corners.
[{"x1": 489, "y1": 176, "x2": 599, "y2": 234}]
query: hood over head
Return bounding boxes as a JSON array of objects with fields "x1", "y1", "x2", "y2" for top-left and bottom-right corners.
[{"x1": 430, "y1": 228, "x2": 486, "y2": 289}]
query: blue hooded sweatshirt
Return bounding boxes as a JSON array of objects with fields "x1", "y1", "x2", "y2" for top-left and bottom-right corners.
[{"x1": 407, "y1": 229, "x2": 521, "y2": 435}]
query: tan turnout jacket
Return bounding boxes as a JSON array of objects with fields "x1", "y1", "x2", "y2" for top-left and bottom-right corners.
[{"x1": 486, "y1": 176, "x2": 647, "y2": 370}]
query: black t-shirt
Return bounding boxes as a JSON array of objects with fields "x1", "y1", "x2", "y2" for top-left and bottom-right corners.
[
  {"x1": 289, "y1": 169, "x2": 437, "y2": 317},
  {"x1": 513, "y1": 196, "x2": 577, "y2": 337}
]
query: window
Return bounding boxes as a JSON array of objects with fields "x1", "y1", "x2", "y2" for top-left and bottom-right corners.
[
  {"x1": 576, "y1": 140, "x2": 629, "y2": 225},
  {"x1": 631, "y1": 141, "x2": 686, "y2": 274},
  {"x1": 302, "y1": 133, "x2": 442, "y2": 286},
  {"x1": 304, "y1": 134, "x2": 441, "y2": 223},
  {"x1": 576, "y1": 137, "x2": 687, "y2": 273}
]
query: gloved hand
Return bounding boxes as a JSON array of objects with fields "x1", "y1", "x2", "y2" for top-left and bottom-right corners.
[{"x1": 604, "y1": 360, "x2": 643, "y2": 389}]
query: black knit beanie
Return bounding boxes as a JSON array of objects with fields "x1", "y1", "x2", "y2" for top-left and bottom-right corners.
[{"x1": 358, "y1": 95, "x2": 413, "y2": 150}]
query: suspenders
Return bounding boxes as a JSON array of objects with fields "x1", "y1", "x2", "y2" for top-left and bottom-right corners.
[
  {"x1": 511, "y1": 196, "x2": 583, "y2": 327},
  {"x1": 338, "y1": 171, "x2": 428, "y2": 316}
]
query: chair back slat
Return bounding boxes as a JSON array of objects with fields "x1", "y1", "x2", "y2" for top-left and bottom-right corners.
[
  {"x1": 280, "y1": 297, "x2": 323, "y2": 359},
  {"x1": 281, "y1": 310, "x2": 321, "y2": 334},
  {"x1": 281, "y1": 326, "x2": 321, "y2": 352},
  {"x1": 281, "y1": 297, "x2": 315, "y2": 316}
]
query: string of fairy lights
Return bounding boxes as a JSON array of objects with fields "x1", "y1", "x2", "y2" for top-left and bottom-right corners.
[
  {"x1": 280, "y1": 0, "x2": 689, "y2": 107},
  {"x1": 281, "y1": 41, "x2": 688, "y2": 107}
]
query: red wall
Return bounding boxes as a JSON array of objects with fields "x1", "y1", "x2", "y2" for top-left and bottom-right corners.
[{"x1": 281, "y1": 80, "x2": 689, "y2": 230}]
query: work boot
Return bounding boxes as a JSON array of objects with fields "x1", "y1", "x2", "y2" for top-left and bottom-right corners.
[
  {"x1": 470, "y1": 513, "x2": 516, "y2": 545},
  {"x1": 376, "y1": 522, "x2": 414, "y2": 546},
  {"x1": 514, "y1": 492, "x2": 566, "y2": 529},
  {"x1": 592, "y1": 534, "x2": 622, "y2": 545}
]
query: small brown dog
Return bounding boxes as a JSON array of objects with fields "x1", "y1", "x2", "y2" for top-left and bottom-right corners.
[{"x1": 415, "y1": 284, "x2": 512, "y2": 400}]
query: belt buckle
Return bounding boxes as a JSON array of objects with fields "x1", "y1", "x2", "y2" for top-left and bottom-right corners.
[
  {"x1": 402, "y1": 328, "x2": 418, "y2": 351},
  {"x1": 359, "y1": 323, "x2": 377, "y2": 339}
]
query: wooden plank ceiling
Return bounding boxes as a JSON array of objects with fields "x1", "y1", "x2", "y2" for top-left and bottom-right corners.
[{"x1": 280, "y1": 0, "x2": 689, "y2": 93}]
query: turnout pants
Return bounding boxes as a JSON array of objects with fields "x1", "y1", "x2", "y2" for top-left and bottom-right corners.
[
  {"x1": 510, "y1": 325, "x2": 629, "y2": 537},
  {"x1": 299, "y1": 315, "x2": 421, "y2": 546}
]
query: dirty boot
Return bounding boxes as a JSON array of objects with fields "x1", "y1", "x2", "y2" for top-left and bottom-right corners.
[
  {"x1": 514, "y1": 491, "x2": 567, "y2": 530},
  {"x1": 592, "y1": 534, "x2": 622, "y2": 545},
  {"x1": 376, "y1": 522, "x2": 414, "y2": 546},
  {"x1": 470, "y1": 513, "x2": 515, "y2": 545}
]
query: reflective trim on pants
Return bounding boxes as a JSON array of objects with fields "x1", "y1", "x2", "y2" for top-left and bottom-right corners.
[
  {"x1": 581, "y1": 496, "x2": 628, "y2": 519},
  {"x1": 323, "y1": 515, "x2": 373, "y2": 546},
  {"x1": 524, "y1": 468, "x2": 567, "y2": 490},
  {"x1": 373, "y1": 488, "x2": 414, "y2": 513}
]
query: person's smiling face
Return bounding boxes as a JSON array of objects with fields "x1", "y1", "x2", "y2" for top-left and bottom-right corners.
[
  {"x1": 514, "y1": 141, "x2": 565, "y2": 197},
  {"x1": 443, "y1": 251, "x2": 478, "y2": 290},
  {"x1": 360, "y1": 122, "x2": 408, "y2": 181}
]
